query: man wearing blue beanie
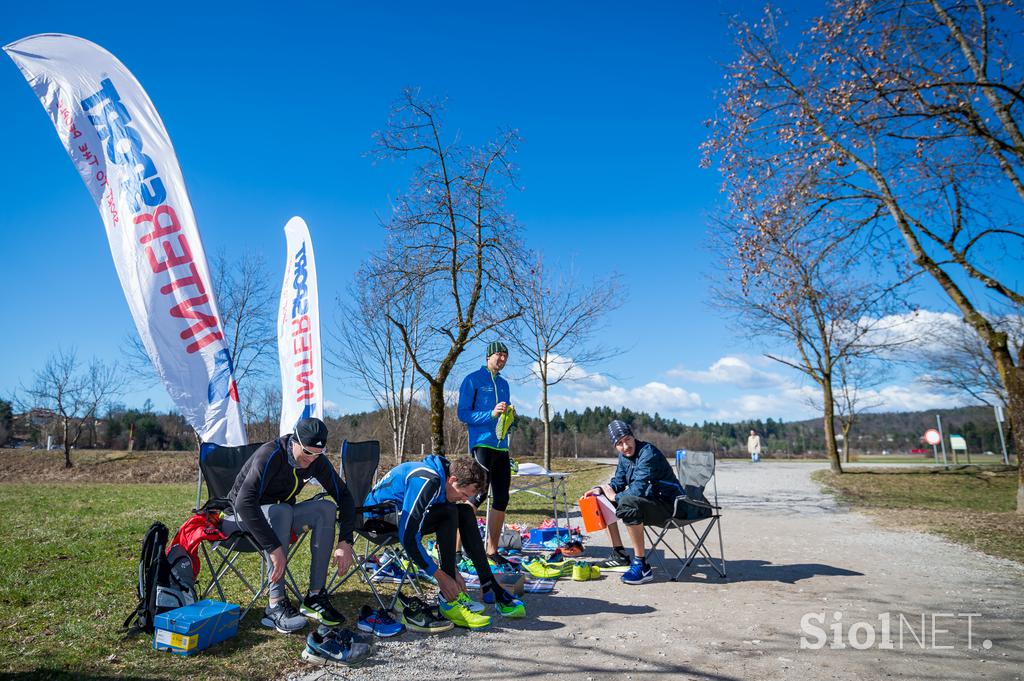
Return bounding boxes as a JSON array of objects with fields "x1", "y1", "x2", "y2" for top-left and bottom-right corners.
[{"x1": 583, "y1": 419, "x2": 684, "y2": 585}]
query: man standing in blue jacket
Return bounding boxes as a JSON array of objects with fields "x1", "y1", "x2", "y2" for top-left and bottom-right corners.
[
  {"x1": 457, "y1": 341, "x2": 514, "y2": 564},
  {"x1": 583, "y1": 419, "x2": 684, "y2": 585},
  {"x1": 364, "y1": 455, "x2": 526, "y2": 626}
]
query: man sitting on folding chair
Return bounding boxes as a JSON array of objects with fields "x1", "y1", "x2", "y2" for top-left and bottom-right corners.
[
  {"x1": 223, "y1": 417, "x2": 356, "y2": 633},
  {"x1": 583, "y1": 419, "x2": 684, "y2": 586},
  {"x1": 364, "y1": 455, "x2": 527, "y2": 628}
]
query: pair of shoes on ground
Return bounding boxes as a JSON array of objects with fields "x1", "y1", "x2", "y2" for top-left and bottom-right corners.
[
  {"x1": 263, "y1": 592, "x2": 346, "y2": 633},
  {"x1": 356, "y1": 605, "x2": 406, "y2": 637},
  {"x1": 523, "y1": 557, "x2": 575, "y2": 579},
  {"x1": 561, "y1": 541, "x2": 585, "y2": 557},
  {"x1": 621, "y1": 557, "x2": 654, "y2": 585},
  {"x1": 396, "y1": 593, "x2": 453, "y2": 633},
  {"x1": 302, "y1": 625, "x2": 372, "y2": 667},
  {"x1": 571, "y1": 563, "x2": 601, "y2": 581}
]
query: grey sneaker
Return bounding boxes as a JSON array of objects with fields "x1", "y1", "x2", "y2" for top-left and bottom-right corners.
[{"x1": 261, "y1": 597, "x2": 308, "y2": 633}]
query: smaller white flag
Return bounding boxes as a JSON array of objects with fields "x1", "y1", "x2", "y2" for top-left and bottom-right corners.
[{"x1": 278, "y1": 217, "x2": 323, "y2": 434}]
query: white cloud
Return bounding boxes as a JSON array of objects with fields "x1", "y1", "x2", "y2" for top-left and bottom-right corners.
[
  {"x1": 668, "y1": 356, "x2": 788, "y2": 389},
  {"x1": 710, "y1": 384, "x2": 820, "y2": 421},
  {"x1": 323, "y1": 400, "x2": 341, "y2": 417},
  {"x1": 551, "y1": 381, "x2": 707, "y2": 418},
  {"x1": 531, "y1": 352, "x2": 610, "y2": 390}
]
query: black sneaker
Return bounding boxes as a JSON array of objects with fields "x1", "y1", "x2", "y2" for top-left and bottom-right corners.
[
  {"x1": 302, "y1": 625, "x2": 372, "y2": 667},
  {"x1": 398, "y1": 596, "x2": 454, "y2": 633},
  {"x1": 301, "y1": 592, "x2": 346, "y2": 626},
  {"x1": 597, "y1": 554, "x2": 632, "y2": 572},
  {"x1": 488, "y1": 552, "x2": 512, "y2": 567},
  {"x1": 261, "y1": 597, "x2": 308, "y2": 633}
]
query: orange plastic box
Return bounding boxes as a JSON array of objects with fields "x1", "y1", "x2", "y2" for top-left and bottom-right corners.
[{"x1": 579, "y1": 495, "x2": 608, "y2": 533}]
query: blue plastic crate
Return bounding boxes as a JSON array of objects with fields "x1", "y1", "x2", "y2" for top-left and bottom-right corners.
[
  {"x1": 153, "y1": 599, "x2": 240, "y2": 656},
  {"x1": 528, "y1": 527, "x2": 570, "y2": 544}
]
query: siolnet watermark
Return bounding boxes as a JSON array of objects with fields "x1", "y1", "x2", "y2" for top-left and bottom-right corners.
[{"x1": 800, "y1": 611, "x2": 993, "y2": 651}]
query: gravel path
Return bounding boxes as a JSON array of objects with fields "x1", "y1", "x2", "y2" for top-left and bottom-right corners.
[{"x1": 289, "y1": 462, "x2": 1023, "y2": 681}]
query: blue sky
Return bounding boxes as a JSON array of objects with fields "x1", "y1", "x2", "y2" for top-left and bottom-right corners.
[{"x1": 0, "y1": 1, "x2": 976, "y2": 425}]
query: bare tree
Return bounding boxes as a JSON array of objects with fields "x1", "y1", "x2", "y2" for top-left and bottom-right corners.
[
  {"x1": 243, "y1": 381, "x2": 282, "y2": 445},
  {"x1": 123, "y1": 250, "x2": 277, "y2": 391},
  {"x1": 834, "y1": 356, "x2": 887, "y2": 463},
  {"x1": 510, "y1": 254, "x2": 623, "y2": 470},
  {"x1": 21, "y1": 348, "x2": 125, "y2": 467},
  {"x1": 365, "y1": 90, "x2": 524, "y2": 455},
  {"x1": 918, "y1": 314, "x2": 1023, "y2": 409},
  {"x1": 711, "y1": 209, "x2": 908, "y2": 473},
  {"x1": 704, "y1": 0, "x2": 1024, "y2": 507},
  {"x1": 328, "y1": 273, "x2": 423, "y2": 464}
]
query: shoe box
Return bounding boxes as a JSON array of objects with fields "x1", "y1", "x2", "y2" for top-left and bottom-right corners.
[
  {"x1": 528, "y1": 527, "x2": 571, "y2": 544},
  {"x1": 495, "y1": 572, "x2": 526, "y2": 595},
  {"x1": 153, "y1": 599, "x2": 241, "y2": 656}
]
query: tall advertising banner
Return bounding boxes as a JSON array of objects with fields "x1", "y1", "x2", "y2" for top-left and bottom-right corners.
[
  {"x1": 4, "y1": 34, "x2": 247, "y2": 445},
  {"x1": 278, "y1": 217, "x2": 322, "y2": 435}
]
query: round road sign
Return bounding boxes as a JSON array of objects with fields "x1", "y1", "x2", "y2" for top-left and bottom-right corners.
[{"x1": 924, "y1": 428, "x2": 941, "y2": 445}]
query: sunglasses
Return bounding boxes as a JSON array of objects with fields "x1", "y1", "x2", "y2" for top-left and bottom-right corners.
[{"x1": 297, "y1": 441, "x2": 325, "y2": 457}]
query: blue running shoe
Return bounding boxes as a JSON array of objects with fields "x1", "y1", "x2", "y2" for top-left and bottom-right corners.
[
  {"x1": 370, "y1": 561, "x2": 407, "y2": 584},
  {"x1": 302, "y1": 625, "x2": 372, "y2": 666},
  {"x1": 356, "y1": 605, "x2": 406, "y2": 638},
  {"x1": 621, "y1": 558, "x2": 654, "y2": 585}
]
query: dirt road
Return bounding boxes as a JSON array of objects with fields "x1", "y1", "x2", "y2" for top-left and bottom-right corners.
[{"x1": 290, "y1": 462, "x2": 1023, "y2": 681}]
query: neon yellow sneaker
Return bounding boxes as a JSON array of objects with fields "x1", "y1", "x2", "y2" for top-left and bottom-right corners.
[
  {"x1": 437, "y1": 596, "x2": 491, "y2": 629},
  {"x1": 494, "y1": 595, "x2": 526, "y2": 618},
  {"x1": 572, "y1": 564, "x2": 601, "y2": 581},
  {"x1": 455, "y1": 591, "x2": 486, "y2": 614},
  {"x1": 523, "y1": 559, "x2": 562, "y2": 579}
]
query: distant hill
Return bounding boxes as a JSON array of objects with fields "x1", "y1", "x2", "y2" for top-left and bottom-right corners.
[{"x1": 8, "y1": 399, "x2": 1012, "y2": 460}]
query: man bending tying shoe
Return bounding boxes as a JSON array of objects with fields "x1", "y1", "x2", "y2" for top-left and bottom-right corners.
[
  {"x1": 225, "y1": 417, "x2": 356, "y2": 633},
  {"x1": 364, "y1": 455, "x2": 527, "y2": 628},
  {"x1": 583, "y1": 419, "x2": 684, "y2": 585}
]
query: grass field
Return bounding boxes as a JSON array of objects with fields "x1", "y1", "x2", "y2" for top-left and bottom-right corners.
[
  {"x1": 0, "y1": 453, "x2": 609, "y2": 680},
  {"x1": 812, "y1": 465, "x2": 1024, "y2": 564}
]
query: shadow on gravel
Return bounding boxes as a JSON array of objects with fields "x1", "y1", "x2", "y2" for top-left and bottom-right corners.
[
  {"x1": 525, "y1": 594, "x2": 656, "y2": 619},
  {"x1": 689, "y1": 558, "x2": 862, "y2": 584},
  {"x1": 451, "y1": 640, "x2": 745, "y2": 681}
]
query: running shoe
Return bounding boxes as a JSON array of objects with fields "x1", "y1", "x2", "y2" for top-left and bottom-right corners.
[
  {"x1": 356, "y1": 605, "x2": 406, "y2": 638},
  {"x1": 398, "y1": 596, "x2": 454, "y2": 633},
  {"x1": 300, "y1": 591, "x2": 346, "y2": 626},
  {"x1": 522, "y1": 559, "x2": 563, "y2": 579},
  {"x1": 436, "y1": 595, "x2": 491, "y2": 629},
  {"x1": 370, "y1": 561, "x2": 407, "y2": 584},
  {"x1": 302, "y1": 625, "x2": 372, "y2": 666},
  {"x1": 455, "y1": 591, "x2": 486, "y2": 614},
  {"x1": 621, "y1": 558, "x2": 654, "y2": 585},
  {"x1": 492, "y1": 590, "x2": 526, "y2": 618},
  {"x1": 261, "y1": 597, "x2": 307, "y2": 633},
  {"x1": 597, "y1": 554, "x2": 632, "y2": 572},
  {"x1": 561, "y1": 541, "x2": 585, "y2": 557},
  {"x1": 572, "y1": 564, "x2": 602, "y2": 581},
  {"x1": 488, "y1": 552, "x2": 513, "y2": 568}
]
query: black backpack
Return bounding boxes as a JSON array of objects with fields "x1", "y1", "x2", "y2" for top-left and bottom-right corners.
[{"x1": 122, "y1": 521, "x2": 197, "y2": 637}]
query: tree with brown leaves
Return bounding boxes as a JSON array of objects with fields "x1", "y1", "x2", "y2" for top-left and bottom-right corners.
[{"x1": 705, "y1": 0, "x2": 1024, "y2": 507}]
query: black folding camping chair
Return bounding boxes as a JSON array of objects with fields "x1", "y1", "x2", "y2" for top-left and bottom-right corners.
[
  {"x1": 645, "y1": 450, "x2": 726, "y2": 580},
  {"x1": 196, "y1": 442, "x2": 308, "y2": 617},
  {"x1": 327, "y1": 440, "x2": 422, "y2": 611}
]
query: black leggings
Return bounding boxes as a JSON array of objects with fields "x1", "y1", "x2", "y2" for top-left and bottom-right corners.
[
  {"x1": 421, "y1": 503, "x2": 497, "y2": 591},
  {"x1": 469, "y1": 446, "x2": 511, "y2": 511}
]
